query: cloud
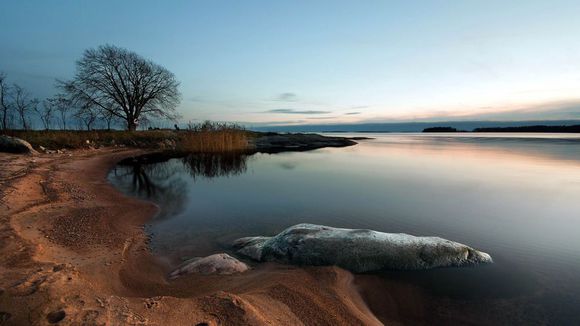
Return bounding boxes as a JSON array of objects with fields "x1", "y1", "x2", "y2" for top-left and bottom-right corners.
[
  {"x1": 274, "y1": 92, "x2": 298, "y2": 102},
  {"x1": 266, "y1": 109, "x2": 332, "y2": 114},
  {"x1": 307, "y1": 116, "x2": 338, "y2": 120},
  {"x1": 354, "y1": 98, "x2": 580, "y2": 123},
  {"x1": 238, "y1": 119, "x2": 308, "y2": 127},
  {"x1": 344, "y1": 112, "x2": 361, "y2": 115},
  {"x1": 470, "y1": 100, "x2": 580, "y2": 120}
]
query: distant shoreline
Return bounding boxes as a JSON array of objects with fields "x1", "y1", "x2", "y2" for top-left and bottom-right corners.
[
  {"x1": 253, "y1": 120, "x2": 580, "y2": 133},
  {"x1": 423, "y1": 124, "x2": 580, "y2": 133}
]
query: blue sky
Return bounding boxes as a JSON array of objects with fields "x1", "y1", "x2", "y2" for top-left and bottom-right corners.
[{"x1": 1, "y1": 0, "x2": 580, "y2": 126}]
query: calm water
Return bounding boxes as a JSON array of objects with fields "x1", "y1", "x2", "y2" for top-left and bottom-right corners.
[{"x1": 109, "y1": 133, "x2": 580, "y2": 324}]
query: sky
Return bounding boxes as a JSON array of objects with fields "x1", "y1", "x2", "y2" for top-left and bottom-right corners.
[{"x1": 1, "y1": 0, "x2": 580, "y2": 127}]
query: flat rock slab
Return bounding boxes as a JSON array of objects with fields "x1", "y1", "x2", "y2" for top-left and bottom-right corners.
[
  {"x1": 233, "y1": 223, "x2": 492, "y2": 273},
  {"x1": 252, "y1": 133, "x2": 356, "y2": 153},
  {"x1": 0, "y1": 135, "x2": 37, "y2": 154},
  {"x1": 169, "y1": 253, "x2": 249, "y2": 279}
]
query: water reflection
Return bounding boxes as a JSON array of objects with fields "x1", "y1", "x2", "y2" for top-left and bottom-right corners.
[
  {"x1": 109, "y1": 134, "x2": 580, "y2": 324},
  {"x1": 109, "y1": 152, "x2": 250, "y2": 220},
  {"x1": 181, "y1": 152, "x2": 249, "y2": 179}
]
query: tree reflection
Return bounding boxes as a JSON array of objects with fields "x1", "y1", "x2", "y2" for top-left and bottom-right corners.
[
  {"x1": 130, "y1": 163, "x2": 157, "y2": 196},
  {"x1": 110, "y1": 152, "x2": 251, "y2": 221},
  {"x1": 181, "y1": 152, "x2": 249, "y2": 179},
  {"x1": 110, "y1": 160, "x2": 188, "y2": 220}
]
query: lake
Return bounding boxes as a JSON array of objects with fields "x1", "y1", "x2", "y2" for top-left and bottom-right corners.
[{"x1": 108, "y1": 133, "x2": 580, "y2": 324}]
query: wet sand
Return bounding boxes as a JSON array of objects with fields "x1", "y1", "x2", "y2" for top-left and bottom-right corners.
[{"x1": 0, "y1": 148, "x2": 381, "y2": 325}]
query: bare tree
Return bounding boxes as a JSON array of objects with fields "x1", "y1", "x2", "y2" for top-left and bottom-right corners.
[
  {"x1": 0, "y1": 73, "x2": 12, "y2": 131},
  {"x1": 47, "y1": 94, "x2": 72, "y2": 130},
  {"x1": 100, "y1": 109, "x2": 118, "y2": 130},
  {"x1": 60, "y1": 45, "x2": 181, "y2": 131},
  {"x1": 74, "y1": 104, "x2": 98, "y2": 131},
  {"x1": 13, "y1": 85, "x2": 38, "y2": 130},
  {"x1": 36, "y1": 99, "x2": 55, "y2": 130}
]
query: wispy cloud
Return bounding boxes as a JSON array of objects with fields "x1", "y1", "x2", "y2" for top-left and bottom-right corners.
[
  {"x1": 355, "y1": 98, "x2": 580, "y2": 123},
  {"x1": 273, "y1": 92, "x2": 298, "y2": 102},
  {"x1": 344, "y1": 112, "x2": 360, "y2": 115},
  {"x1": 468, "y1": 99, "x2": 580, "y2": 120},
  {"x1": 242, "y1": 119, "x2": 307, "y2": 126},
  {"x1": 307, "y1": 116, "x2": 338, "y2": 120},
  {"x1": 266, "y1": 109, "x2": 332, "y2": 114}
]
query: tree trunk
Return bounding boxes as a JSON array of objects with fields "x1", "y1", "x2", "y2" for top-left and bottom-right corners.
[
  {"x1": 19, "y1": 113, "x2": 28, "y2": 130},
  {"x1": 1, "y1": 110, "x2": 6, "y2": 131},
  {"x1": 127, "y1": 120, "x2": 137, "y2": 131}
]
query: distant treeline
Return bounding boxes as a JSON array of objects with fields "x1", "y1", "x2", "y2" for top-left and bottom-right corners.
[{"x1": 423, "y1": 125, "x2": 580, "y2": 133}]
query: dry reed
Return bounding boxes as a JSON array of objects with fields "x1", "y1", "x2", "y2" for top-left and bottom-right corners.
[{"x1": 177, "y1": 121, "x2": 249, "y2": 152}]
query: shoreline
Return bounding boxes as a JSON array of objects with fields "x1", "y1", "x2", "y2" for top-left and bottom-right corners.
[{"x1": 0, "y1": 148, "x2": 381, "y2": 325}]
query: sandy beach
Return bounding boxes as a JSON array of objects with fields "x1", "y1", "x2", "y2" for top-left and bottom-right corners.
[{"x1": 0, "y1": 148, "x2": 381, "y2": 325}]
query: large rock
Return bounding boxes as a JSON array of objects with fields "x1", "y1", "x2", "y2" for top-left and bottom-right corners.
[
  {"x1": 0, "y1": 135, "x2": 37, "y2": 154},
  {"x1": 169, "y1": 253, "x2": 249, "y2": 279},
  {"x1": 233, "y1": 224, "x2": 492, "y2": 273}
]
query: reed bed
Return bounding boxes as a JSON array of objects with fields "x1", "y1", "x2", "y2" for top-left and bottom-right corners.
[{"x1": 177, "y1": 121, "x2": 249, "y2": 152}]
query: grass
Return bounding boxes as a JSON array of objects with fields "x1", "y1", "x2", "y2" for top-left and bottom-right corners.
[
  {"x1": 4, "y1": 121, "x2": 250, "y2": 153},
  {"x1": 6, "y1": 129, "x2": 176, "y2": 149}
]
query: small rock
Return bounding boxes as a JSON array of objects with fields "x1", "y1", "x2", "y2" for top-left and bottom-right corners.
[
  {"x1": 169, "y1": 253, "x2": 249, "y2": 279},
  {"x1": 52, "y1": 264, "x2": 66, "y2": 272},
  {"x1": 46, "y1": 309, "x2": 66, "y2": 324}
]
